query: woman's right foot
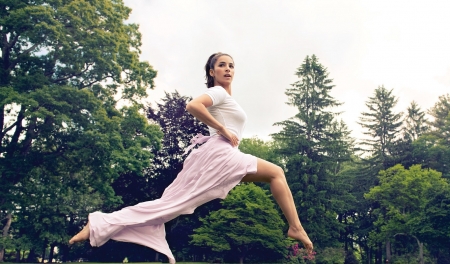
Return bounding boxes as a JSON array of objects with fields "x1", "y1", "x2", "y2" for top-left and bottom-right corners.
[
  {"x1": 69, "y1": 222, "x2": 90, "y2": 244},
  {"x1": 288, "y1": 226, "x2": 313, "y2": 253}
]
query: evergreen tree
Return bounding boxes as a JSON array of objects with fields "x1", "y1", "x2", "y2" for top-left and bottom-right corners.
[
  {"x1": 427, "y1": 94, "x2": 450, "y2": 131},
  {"x1": 388, "y1": 101, "x2": 428, "y2": 169},
  {"x1": 354, "y1": 86, "x2": 403, "y2": 263},
  {"x1": 358, "y1": 86, "x2": 403, "y2": 171},
  {"x1": 404, "y1": 101, "x2": 428, "y2": 141},
  {"x1": 272, "y1": 55, "x2": 353, "y2": 248},
  {"x1": 414, "y1": 94, "x2": 450, "y2": 177},
  {"x1": 191, "y1": 183, "x2": 289, "y2": 264}
]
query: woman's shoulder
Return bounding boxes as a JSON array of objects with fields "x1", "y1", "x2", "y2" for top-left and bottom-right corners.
[
  {"x1": 204, "y1": 86, "x2": 230, "y2": 106},
  {"x1": 207, "y1": 86, "x2": 228, "y2": 93}
]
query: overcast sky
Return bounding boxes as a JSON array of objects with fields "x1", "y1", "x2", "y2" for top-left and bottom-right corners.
[{"x1": 123, "y1": 0, "x2": 450, "y2": 141}]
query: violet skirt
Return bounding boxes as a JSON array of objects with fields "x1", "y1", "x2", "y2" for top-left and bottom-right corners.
[{"x1": 88, "y1": 134, "x2": 258, "y2": 263}]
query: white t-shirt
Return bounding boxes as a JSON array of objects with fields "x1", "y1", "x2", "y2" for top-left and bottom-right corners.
[{"x1": 204, "y1": 86, "x2": 247, "y2": 140}]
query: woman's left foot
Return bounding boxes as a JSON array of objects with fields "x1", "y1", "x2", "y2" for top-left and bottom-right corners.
[
  {"x1": 69, "y1": 222, "x2": 90, "y2": 244},
  {"x1": 288, "y1": 226, "x2": 313, "y2": 253}
]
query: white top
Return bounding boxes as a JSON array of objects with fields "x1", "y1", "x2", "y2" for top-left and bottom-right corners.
[{"x1": 204, "y1": 86, "x2": 247, "y2": 140}]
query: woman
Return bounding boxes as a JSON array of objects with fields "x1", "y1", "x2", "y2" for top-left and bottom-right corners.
[{"x1": 69, "y1": 52, "x2": 313, "y2": 263}]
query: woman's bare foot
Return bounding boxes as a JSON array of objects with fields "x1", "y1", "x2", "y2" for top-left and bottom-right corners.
[
  {"x1": 288, "y1": 226, "x2": 313, "y2": 253},
  {"x1": 69, "y1": 222, "x2": 90, "y2": 244}
]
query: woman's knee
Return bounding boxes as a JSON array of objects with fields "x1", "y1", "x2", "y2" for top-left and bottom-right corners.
[{"x1": 271, "y1": 165, "x2": 286, "y2": 181}]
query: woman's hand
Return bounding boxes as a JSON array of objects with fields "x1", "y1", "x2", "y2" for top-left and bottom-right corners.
[{"x1": 217, "y1": 127, "x2": 239, "y2": 147}]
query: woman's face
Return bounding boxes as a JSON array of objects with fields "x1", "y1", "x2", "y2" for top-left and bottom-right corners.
[{"x1": 210, "y1": 55, "x2": 234, "y2": 87}]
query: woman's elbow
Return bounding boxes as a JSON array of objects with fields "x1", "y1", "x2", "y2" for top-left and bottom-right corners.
[{"x1": 186, "y1": 101, "x2": 194, "y2": 113}]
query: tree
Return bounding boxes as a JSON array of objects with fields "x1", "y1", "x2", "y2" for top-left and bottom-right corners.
[
  {"x1": 365, "y1": 164, "x2": 450, "y2": 263},
  {"x1": 0, "y1": 0, "x2": 162, "y2": 261},
  {"x1": 358, "y1": 86, "x2": 403, "y2": 171},
  {"x1": 413, "y1": 94, "x2": 450, "y2": 178},
  {"x1": 356, "y1": 86, "x2": 403, "y2": 263},
  {"x1": 191, "y1": 183, "x2": 289, "y2": 264},
  {"x1": 404, "y1": 101, "x2": 428, "y2": 141},
  {"x1": 272, "y1": 55, "x2": 353, "y2": 248},
  {"x1": 387, "y1": 101, "x2": 428, "y2": 169}
]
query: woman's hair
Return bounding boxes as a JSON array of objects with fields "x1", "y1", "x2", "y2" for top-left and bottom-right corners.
[{"x1": 205, "y1": 52, "x2": 233, "y2": 88}]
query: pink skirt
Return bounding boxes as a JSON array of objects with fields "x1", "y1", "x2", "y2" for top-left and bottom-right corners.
[{"x1": 88, "y1": 135, "x2": 258, "y2": 263}]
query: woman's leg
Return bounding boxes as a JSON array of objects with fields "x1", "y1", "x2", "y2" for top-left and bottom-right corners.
[{"x1": 241, "y1": 158, "x2": 313, "y2": 252}]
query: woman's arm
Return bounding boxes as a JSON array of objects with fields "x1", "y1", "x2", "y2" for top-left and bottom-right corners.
[{"x1": 186, "y1": 95, "x2": 239, "y2": 146}]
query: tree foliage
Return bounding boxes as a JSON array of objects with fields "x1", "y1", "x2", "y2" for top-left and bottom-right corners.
[
  {"x1": 413, "y1": 94, "x2": 450, "y2": 178},
  {"x1": 404, "y1": 101, "x2": 428, "y2": 141},
  {"x1": 191, "y1": 183, "x2": 289, "y2": 264},
  {"x1": 365, "y1": 164, "x2": 450, "y2": 259},
  {"x1": 358, "y1": 86, "x2": 403, "y2": 171},
  {"x1": 0, "y1": 0, "x2": 162, "y2": 261},
  {"x1": 239, "y1": 137, "x2": 282, "y2": 167}
]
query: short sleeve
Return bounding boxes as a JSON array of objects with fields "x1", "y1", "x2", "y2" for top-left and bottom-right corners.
[{"x1": 204, "y1": 86, "x2": 228, "y2": 106}]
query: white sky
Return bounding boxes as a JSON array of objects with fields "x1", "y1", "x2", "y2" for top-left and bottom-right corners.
[{"x1": 123, "y1": 0, "x2": 450, "y2": 141}]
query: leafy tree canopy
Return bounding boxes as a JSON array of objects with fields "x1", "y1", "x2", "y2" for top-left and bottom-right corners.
[
  {"x1": 191, "y1": 183, "x2": 289, "y2": 264},
  {"x1": 0, "y1": 0, "x2": 162, "y2": 260}
]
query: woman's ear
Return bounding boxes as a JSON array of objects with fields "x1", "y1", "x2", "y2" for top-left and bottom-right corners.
[{"x1": 209, "y1": 68, "x2": 214, "y2": 77}]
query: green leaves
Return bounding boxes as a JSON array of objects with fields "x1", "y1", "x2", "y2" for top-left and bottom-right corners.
[
  {"x1": 0, "y1": 0, "x2": 161, "y2": 260},
  {"x1": 191, "y1": 183, "x2": 288, "y2": 262},
  {"x1": 365, "y1": 164, "x2": 450, "y2": 250}
]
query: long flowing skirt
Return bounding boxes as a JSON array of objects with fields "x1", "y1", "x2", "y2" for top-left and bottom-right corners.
[{"x1": 88, "y1": 135, "x2": 258, "y2": 263}]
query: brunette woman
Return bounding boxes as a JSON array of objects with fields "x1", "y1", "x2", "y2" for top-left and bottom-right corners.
[{"x1": 69, "y1": 52, "x2": 313, "y2": 263}]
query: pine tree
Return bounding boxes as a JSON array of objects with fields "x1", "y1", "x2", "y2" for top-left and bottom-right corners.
[
  {"x1": 358, "y1": 86, "x2": 403, "y2": 171},
  {"x1": 357, "y1": 86, "x2": 403, "y2": 263},
  {"x1": 272, "y1": 55, "x2": 353, "y2": 248},
  {"x1": 427, "y1": 94, "x2": 450, "y2": 131},
  {"x1": 404, "y1": 101, "x2": 428, "y2": 141},
  {"x1": 413, "y1": 94, "x2": 450, "y2": 177}
]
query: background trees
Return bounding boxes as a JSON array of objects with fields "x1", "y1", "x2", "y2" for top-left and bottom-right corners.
[
  {"x1": 365, "y1": 164, "x2": 450, "y2": 263},
  {"x1": 1, "y1": 0, "x2": 449, "y2": 261}
]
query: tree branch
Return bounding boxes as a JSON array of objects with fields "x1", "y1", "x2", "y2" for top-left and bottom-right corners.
[
  {"x1": 80, "y1": 74, "x2": 115, "y2": 89},
  {"x1": 1, "y1": 119, "x2": 20, "y2": 138},
  {"x1": 6, "y1": 107, "x2": 25, "y2": 158},
  {"x1": 7, "y1": 41, "x2": 42, "y2": 72},
  {"x1": 51, "y1": 63, "x2": 93, "y2": 83},
  {"x1": 6, "y1": 33, "x2": 19, "y2": 49}
]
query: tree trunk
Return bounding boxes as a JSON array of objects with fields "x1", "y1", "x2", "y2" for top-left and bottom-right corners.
[
  {"x1": 48, "y1": 243, "x2": 56, "y2": 263},
  {"x1": 377, "y1": 242, "x2": 382, "y2": 264},
  {"x1": 0, "y1": 213, "x2": 12, "y2": 262},
  {"x1": 394, "y1": 233, "x2": 424, "y2": 264},
  {"x1": 26, "y1": 248, "x2": 36, "y2": 263},
  {"x1": 41, "y1": 241, "x2": 47, "y2": 263},
  {"x1": 386, "y1": 240, "x2": 391, "y2": 262},
  {"x1": 154, "y1": 252, "x2": 159, "y2": 262},
  {"x1": 15, "y1": 249, "x2": 20, "y2": 262},
  {"x1": 239, "y1": 256, "x2": 244, "y2": 264}
]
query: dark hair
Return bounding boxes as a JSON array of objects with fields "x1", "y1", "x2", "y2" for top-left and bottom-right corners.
[{"x1": 205, "y1": 52, "x2": 233, "y2": 88}]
